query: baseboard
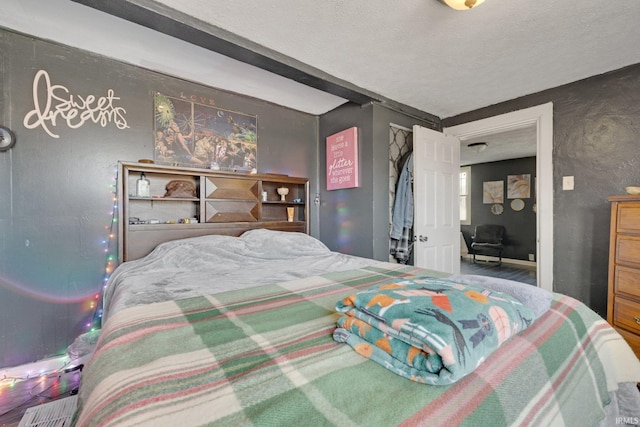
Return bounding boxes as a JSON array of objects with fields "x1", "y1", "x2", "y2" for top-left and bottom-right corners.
[
  {"x1": 464, "y1": 254, "x2": 536, "y2": 268},
  {"x1": 501, "y1": 258, "x2": 537, "y2": 268}
]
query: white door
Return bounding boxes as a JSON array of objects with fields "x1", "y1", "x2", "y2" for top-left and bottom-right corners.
[{"x1": 412, "y1": 125, "x2": 460, "y2": 274}]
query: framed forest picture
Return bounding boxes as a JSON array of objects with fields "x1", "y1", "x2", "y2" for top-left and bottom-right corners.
[{"x1": 153, "y1": 93, "x2": 257, "y2": 171}]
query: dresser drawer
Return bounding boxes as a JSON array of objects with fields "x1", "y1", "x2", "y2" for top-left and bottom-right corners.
[
  {"x1": 615, "y1": 327, "x2": 640, "y2": 361},
  {"x1": 618, "y1": 203, "x2": 640, "y2": 234},
  {"x1": 615, "y1": 265, "x2": 640, "y2": 300},
  {"x1": 616, "y1": 235, "x2": 640, "y2": 268},
  {"x1": 613, "y1": 297, "x2": 640, "y2": 335}
]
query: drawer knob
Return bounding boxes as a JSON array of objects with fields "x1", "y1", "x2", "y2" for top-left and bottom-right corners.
[{"x1": 635, "y1": 316, "x2": 640, "y2": 326}]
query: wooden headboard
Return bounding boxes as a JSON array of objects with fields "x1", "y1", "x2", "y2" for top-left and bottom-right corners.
[{"x1": 118, "y1": 161, "x2": 309, "y2": 262}]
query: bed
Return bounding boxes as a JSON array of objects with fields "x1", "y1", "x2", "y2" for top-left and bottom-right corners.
[{"x1": 72, "y1": 229, "x2": 640, "y2": 426}]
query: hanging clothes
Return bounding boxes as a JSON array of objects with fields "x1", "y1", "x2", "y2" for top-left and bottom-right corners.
[{"x1": 390, "y1": 152, "x2": 414, "y2": 264}]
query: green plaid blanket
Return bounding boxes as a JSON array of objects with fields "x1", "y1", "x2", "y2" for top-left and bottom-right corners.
[{"x1": 73, "y1": 264, "x2": 639, "y2": 427}]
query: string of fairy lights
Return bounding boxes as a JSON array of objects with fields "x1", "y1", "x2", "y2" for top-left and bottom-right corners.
[
  {"x1": 0, "y1": 168, "x2": 118, "y2": 399},
  {"x1": 90, "y1": 168, "x2": 119, "y2": 330}
]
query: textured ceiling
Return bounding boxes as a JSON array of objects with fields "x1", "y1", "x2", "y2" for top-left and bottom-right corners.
[
  {"x1": 140, "y1": 0, "x2": 640, "y2": 119},
  {"x1": 4, "y1": 0, "x2": 639, "y2": 162},
  {"x1": 461, "y1": 125, "x2": 537, "y2": 166}
]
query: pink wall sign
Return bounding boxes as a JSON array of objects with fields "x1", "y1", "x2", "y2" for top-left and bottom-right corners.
[{"x1": 326, "y1": 127, "x2": 359, "y2": 190}]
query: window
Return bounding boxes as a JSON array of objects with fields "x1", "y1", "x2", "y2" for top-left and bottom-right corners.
[{"x1": 460, "y1": 166, "x2": 471, "y2": 225}]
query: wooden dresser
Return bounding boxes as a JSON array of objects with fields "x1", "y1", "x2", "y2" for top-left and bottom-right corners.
[{"x1": 608, "y1": 195, "x2": 640, "y2": 359}]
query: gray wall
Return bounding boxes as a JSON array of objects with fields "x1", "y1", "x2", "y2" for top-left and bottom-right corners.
[
  {"x1": 443, "y1": 63, "x2": 640, "y2": 317},
  {"x1": 318, "y1": 103, "x2": 437, "y2": 260},
  {"x1": 461, "y1": 157, "x2": 537, "y2": 261},
  {"x1": 0, "y1": 30, "x2": 318, "y2": 368},
  {"x1": 318, "y1": 103, "x2": 374, "y2": 257}
]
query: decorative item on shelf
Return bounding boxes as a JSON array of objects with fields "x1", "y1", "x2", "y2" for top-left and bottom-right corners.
[
  {"x1": 0, "y1": 126, "x2": 17, "y2": 151},
  {"x1": 129, "y1": 217, "x2": 144, "y2": 225},
  {"x1": 136, "y1": 172, "x2": 151, "y2": 197},
  {"x1": 441, "y1": 0, "x2": 485, "y2": 10},
  {"x1": 287, "y1": 207, "x2": 295, "y2": 222},
  {"x1": 625, "y1": 186, "x2": 640, "y2": 195},
  {"x1": 292, "y1": 198, "x2": 302, "y2": 203},
  {"x1": 277, "y1": 186, "x2": 289, "y2": 201},
  {"x1": 262, "y1": 191, "x2": 268, "y2": 201},
  {"x1": 164, "y1": 180, "x2": 196, "y2": 198},
  {"x1": 490, "y1": 203, "x2": 504, "y2": 215}
]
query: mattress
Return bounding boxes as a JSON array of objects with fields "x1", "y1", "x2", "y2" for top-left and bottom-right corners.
[{"x1": 74, "y1": 230, "x2": 640, "y2": 426}]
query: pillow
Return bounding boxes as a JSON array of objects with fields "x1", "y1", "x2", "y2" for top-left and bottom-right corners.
[
  {"x1": 447, "y1": 274, "x2": 553, "y2": 319},
  {"x1": 240, "y1": 229, "x2": 330, "y2": 258}
]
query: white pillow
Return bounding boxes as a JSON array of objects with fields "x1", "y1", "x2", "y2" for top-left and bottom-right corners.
[
  {"x1": 240, "y1": 229, "x2": 330, "y2": 258},
  {"x1": 447, "y1": 274, "x2": 553, "y2": 319}
]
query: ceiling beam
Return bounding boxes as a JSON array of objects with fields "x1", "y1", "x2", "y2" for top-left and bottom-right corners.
[{"x1": 71, "y1": 0, "x2": 439, "y2": 125}]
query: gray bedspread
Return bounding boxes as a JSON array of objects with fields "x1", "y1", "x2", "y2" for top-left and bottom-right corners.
[{"x1": 102, "y1": 229, "x2": 378, "y2": 321}]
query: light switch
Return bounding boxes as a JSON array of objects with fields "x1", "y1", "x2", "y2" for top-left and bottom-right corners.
[{"x1": 562, "y1": 176, "x2": 574, "y2": 191}]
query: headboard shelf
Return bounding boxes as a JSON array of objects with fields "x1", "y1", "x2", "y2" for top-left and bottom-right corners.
[{"x1": 118, "y1": 161, "x2": 309, "y2": 262}]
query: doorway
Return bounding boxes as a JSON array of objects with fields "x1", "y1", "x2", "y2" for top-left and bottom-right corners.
[
  {"x1": 444, "y1": 103, "x2": 553, "y2": 291},
  {"x1": 388, "y1": 124, "x2": 414, "y2": 263}
]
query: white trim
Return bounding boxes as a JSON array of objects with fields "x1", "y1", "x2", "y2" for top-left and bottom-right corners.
[
  {"x1": 459, "y1": 166, "x2": 471, "y2": 225},
  {"x1": 390, "y1": 123, "x2": 413, "y2": 132},
  {"x1": 445, "y1": 103, "x2": 554, "y2": 292},
  {"x1": 464, "y1": 254, "x2": 537, "y2": 268}
]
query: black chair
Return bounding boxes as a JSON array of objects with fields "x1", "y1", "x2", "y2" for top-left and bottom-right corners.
[{"x1": 471, "y1": 224, "x2": 505, "y2": 266}]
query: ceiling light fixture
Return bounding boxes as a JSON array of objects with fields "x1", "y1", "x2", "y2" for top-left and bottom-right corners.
[
  {"x1": 442, "y1": 0, "x2": 485, "y2": 10},
  {"x1": 467, "y1": 142, "x2": 488, "y2": 152}
]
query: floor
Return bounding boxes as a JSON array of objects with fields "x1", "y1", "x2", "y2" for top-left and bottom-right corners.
[
  {"x1": 0, "y1": 370, "x2": 81, "y2": 427},
  {"x1": 459, "y1": 256, "x2": 537, "y2": 286}
]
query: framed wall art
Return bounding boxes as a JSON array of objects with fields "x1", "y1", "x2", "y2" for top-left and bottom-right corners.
[
  {"x1": 154, "y1": 93, "x2": 257, "y2": 171},
  {"x1": 0, "y1": 126, "x2": 16, "y2": 151},
  {"x1": 507, "y1": 174, "x2": 531, "y2": 199},
  {"x1": 483, "y1": 180, "x2": 504, "y2": 204},
  {"x1": 326, "y1": 127, "x2": 359, "y2": 190}
]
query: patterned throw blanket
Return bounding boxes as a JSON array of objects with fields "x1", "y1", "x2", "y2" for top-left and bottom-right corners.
[
  {"x1": 334, "y1": 276, "x2": 535, "y2": 384},
  {"x1": 72, "y1": 264, "x2": 640, "y2": 427}
]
